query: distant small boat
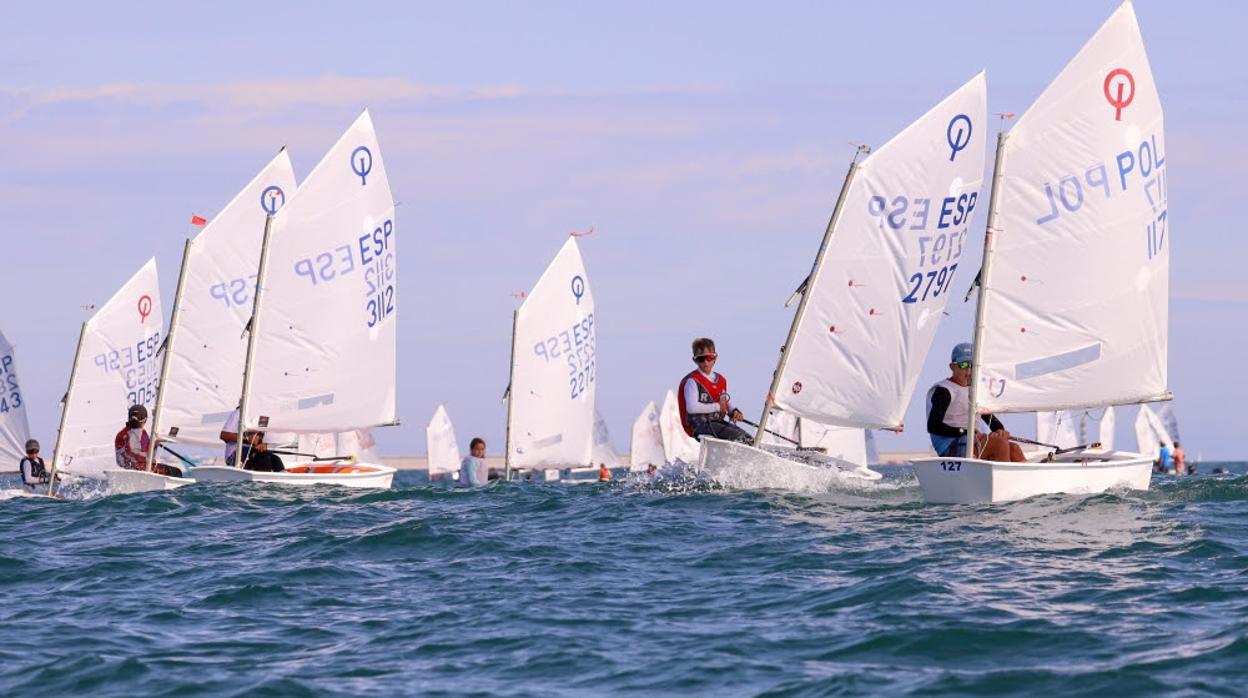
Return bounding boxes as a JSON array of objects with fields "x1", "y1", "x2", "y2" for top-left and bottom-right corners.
[
  {"x1": 629, "y1": 400, "x2": 664, "y2": 471},
  {"x1": 658, "y1": 389, "x2": 699, "y2": 465},
  {"x1": 426, "y1": 404, "x2": 462, "y2": 480},
  {"x1": 503, "y1": 236, "x2": 599, "y2": 479},
  {"x1": 913, "y1": 3, "x2": 1166, "y2": 503}
]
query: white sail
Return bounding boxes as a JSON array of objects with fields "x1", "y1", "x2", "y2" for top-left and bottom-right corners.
[
  {"x1": 976, "y1": 2, "x2": 1168, "y2": 413},
  {"x1": 592, "y1": 408, "x2": 619, "y2": 468},
  {"x1": 0, "y1": 330, "x2": 32, "y2": 471},
  {"x1": 296, "y1": 429, "x2": 381, "y2": 464},
  {"x1": 1035, "y1": 411, "x2": 1080, "y2": 449},
  {"x1": 759, "y1": 408, "x2": 800, "y2": 448},
  {"x1": 1133, "y1": 403, "x2": 1172, "y2": 460},
  {"x1": 659, "y1": 388, "x2": 699, "y2": 464},
  {"x1": 246, "y1": 111, "x2": 397, "y2": 433},
  {"x1": 1154, "y1": 403, "x2": 1181, "y2": 444},
  {"x1": 629, "y1": 400, "x2": 664, "y2": 471},
  {"x1": 158, "y1": 150, "x2": 297, "y2": 446},
  {"x1": 426, "y1": 404, "x2": 461, "y2": 477},
  {"x1": 800, "y1": 421, "x2": 869, "y2": 466},
  {"x1": 55, "y1": 259, "x2": 163, "y2": 478},
  {"x1": 506, "y1": 237, "x2": 596, "y2": 469},
  {"x1": 1099, "y1": 405, "x2": 1116, "y2": 450},
  {"x1": 773, "y1": 72, "x2": 987, "y2": 429}
]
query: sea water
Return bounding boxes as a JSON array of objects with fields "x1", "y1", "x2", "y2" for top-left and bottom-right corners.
[{"x1": 2, "y1": 465, "x2": 1247, "y2": 696}]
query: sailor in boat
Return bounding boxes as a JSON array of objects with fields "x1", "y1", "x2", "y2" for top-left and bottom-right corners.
[
  {"x1": 18, "y1": 439, "x2": 50, "y2": 493},
  {"x1": 925, "y1": 343, "x2": 1025, "y2": 462},
  {"x1": 678, "y1": 338, "x2": 750, "y2": 444},
  {"x1": 458, "y1": 437, "x2": 489, "y2": 486},
  {"x1": 218, "y1": 407, "x2": 284, "y2": 472},
  {"x1": 1155, "y1": 441, "x2": 1174, "y2": 475},
  {"x1": 598, "y1": 463, "x2": 612, "y2": 482},
  {"x1": 115, "y1": 405, "x2": 184, "y2": 478},
  {"x1": 646, "y1": 464, "x2": 658, "y2": 481},
  {"x1": 1173, "y1": 442, "x2": 1190, "y2": 475}
]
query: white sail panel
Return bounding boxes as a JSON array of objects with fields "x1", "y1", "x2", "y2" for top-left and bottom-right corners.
[
  {"x1": 247, "y1": 111, "x2": 397, "y2": 432},
  {"x1": 158, "y1": 150, "x2": 297, "y2": 445},
  {"x1": 426, "y1": 404, "x2": 461, "y2": 477},
  {"x1": 800, "y1": 422, "x2": 869, "y2": 466},
  {"x1": 507, "y1": 237, "x2": 596, "y2": 468},
  {"x1": 297, "y1": 428, "x2": 381, "y2": 464},
  {"x1": 1154, "y1": 403, "x2": 1181, "y2": 443},
  {"x1": 56, "y1": 259, "x2": 163, "y2": 478},
  {"x1": 1099, "y1": 405, "x2": 1116, "y2": 450},
  {"x1": 629, "y1": 400, "x2": 664, "y2": 471},
  {"x1": 774, "y1": 72, "x2": 987, "y2": 428},
  {"x1": 592, "y1": 408, "x2": 619, "y2": 468},
  {"x1": 1035, "y1": 411, "x2": 1080, "y2": 449},
  {"x1": 977, "y1": 3, "x2": 1168, "y2": 413},
  {"x1": 1133, "y1": 403, "x2": 1171, "y2": 460},
  {"x1": 0, "y1": 330, "x2": 32, "y2": 471},
  {"x1": 659, "y1": 388, "x2": 699, "y2": 464},
  {"x1": 759, "y1": 408, "x2": 799, "y2": 448}
]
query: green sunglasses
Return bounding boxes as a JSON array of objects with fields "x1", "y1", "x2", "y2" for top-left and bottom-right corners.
[{"x1": 954, "y1": 360, "x2": 972, "y2": 369}]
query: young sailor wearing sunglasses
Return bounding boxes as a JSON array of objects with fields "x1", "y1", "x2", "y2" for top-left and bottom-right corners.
[
  {"x1": 926, "y1": 343, "x2": 1025, "y2": 462},
  {"x1": 678, "y1": 337, "x2": 751, "y2": 444}
]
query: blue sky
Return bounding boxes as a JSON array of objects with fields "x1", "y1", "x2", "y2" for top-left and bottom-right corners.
[{"x1": 1, "y1": 1, "x2": 1242, "y2": 459}]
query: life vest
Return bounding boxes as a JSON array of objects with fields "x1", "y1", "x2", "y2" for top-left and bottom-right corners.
[
  {"x1": 19, "y1": 457, "x2": 47, "y2": 486},
  {"x1": 678, "y1": 370, "x2": 728, "y2": 436},
  {"x1": 926, "y1": 379, "x2": 968, "y2": 433}
]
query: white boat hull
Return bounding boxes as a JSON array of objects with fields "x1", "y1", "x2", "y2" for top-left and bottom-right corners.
[
  {"x1": 697, "y1": 437, "x2": 881, "y2": 490},
  {"x1": 910, "y1": 451, "x2": 1153, "y2": 504},
  {"x1": 103, "y1": 468, "x2": 194, "y2": 493},
  {"x1": 192, "y1": 462, "x2": 396, "y2": 489}
]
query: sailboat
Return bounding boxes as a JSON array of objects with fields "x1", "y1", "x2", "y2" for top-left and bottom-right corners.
[
  {"x1": 1133, "y1": 403, "x2": 1173, "y2": 463},
  {"x1": 699, "y1": 72, "x2": 988, "y2": 487},
  {"x1": 658, "y1": 389, "x2": 699, "y2": 465},
  {"x1": 426, "y1": 404, "x2": 461, "y2": 480},
  {"x1": 0, "y1": 329, "x2": 31, "y2": 473},
  {"x1": 47, "y1": 259, "x2": 168, "y2": 494},
  {"x1": 592, "y1": 408, "x2": 619, "y2": 469},
  {"x1": 109, "y1": 150, "x2": 297, "y2": 493},
  {"x1": 629, "y1": 400, "x2": 665, "y2": 471},
  {"x1": 912, "y1": 2, "x2": 1167, "y2": 503},
  {"x1": 503, "y1": 236, "x2": 597, "y2": 479},
  {"x1": 193, "y1": 111, "x2": 397, "y2": 488}
]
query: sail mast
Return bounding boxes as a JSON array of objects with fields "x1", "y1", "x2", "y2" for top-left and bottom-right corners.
[
  {"x1": 47, "y1": 322, "x2": 89, "y2": 496},
  {"x1": 754, "y1": 150, "x2": 864, "y2": 445},
  {"x1": 236, "y1": 215, "x2": 275, "y2": 467},
  {"x1": 503, "y1": 308, "x2": 519, "y2": 481},
  {"x1": 966, "y1": 132, "x2": 1008, "y2": 456},
  {"x1": 146, "y1": 238, "x2": 193, "y2": 472}
]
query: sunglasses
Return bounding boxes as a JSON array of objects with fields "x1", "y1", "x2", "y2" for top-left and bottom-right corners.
[
  {"x1": 954, "y1": 360, "x2": 972, "y2": 369},
  {"x1": 694, "y1": 353, "x2": 717, "y2": 363}
]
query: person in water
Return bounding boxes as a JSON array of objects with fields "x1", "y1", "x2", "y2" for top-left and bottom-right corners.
[
  {"x1": 18, "y1": 439, "x2": 49, "y2": 492},
  {"x1": 1173, "y1": 441, "x2": 1189, "y2": 475},
  {"x1": 678, "y1": 337, "x2": 751, "y2": 443},
  {"x1": 459, "y1": 437, "x2": 489, "y2": 486},
  {"x1": 219, "y1": 407, "x2": 284, "y2": 472},
  {"x1": 926, "y1": 343, "x2": 1026, "y2": 462}
]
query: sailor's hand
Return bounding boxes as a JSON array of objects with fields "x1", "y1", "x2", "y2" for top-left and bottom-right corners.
[
  {"x1": 254, "y1": 441, "x2": 268, "y2": 451},
  {"x1": 718, "y1": 395, "x2": 731, "y2": 412},
  {"x1": 729, "y1": 408, "x2": 743, "y2": 422}
]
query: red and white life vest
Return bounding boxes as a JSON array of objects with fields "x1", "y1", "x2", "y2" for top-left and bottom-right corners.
[{"x1": 678, "y1": 370, "x2": 728, "y2": 436}]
